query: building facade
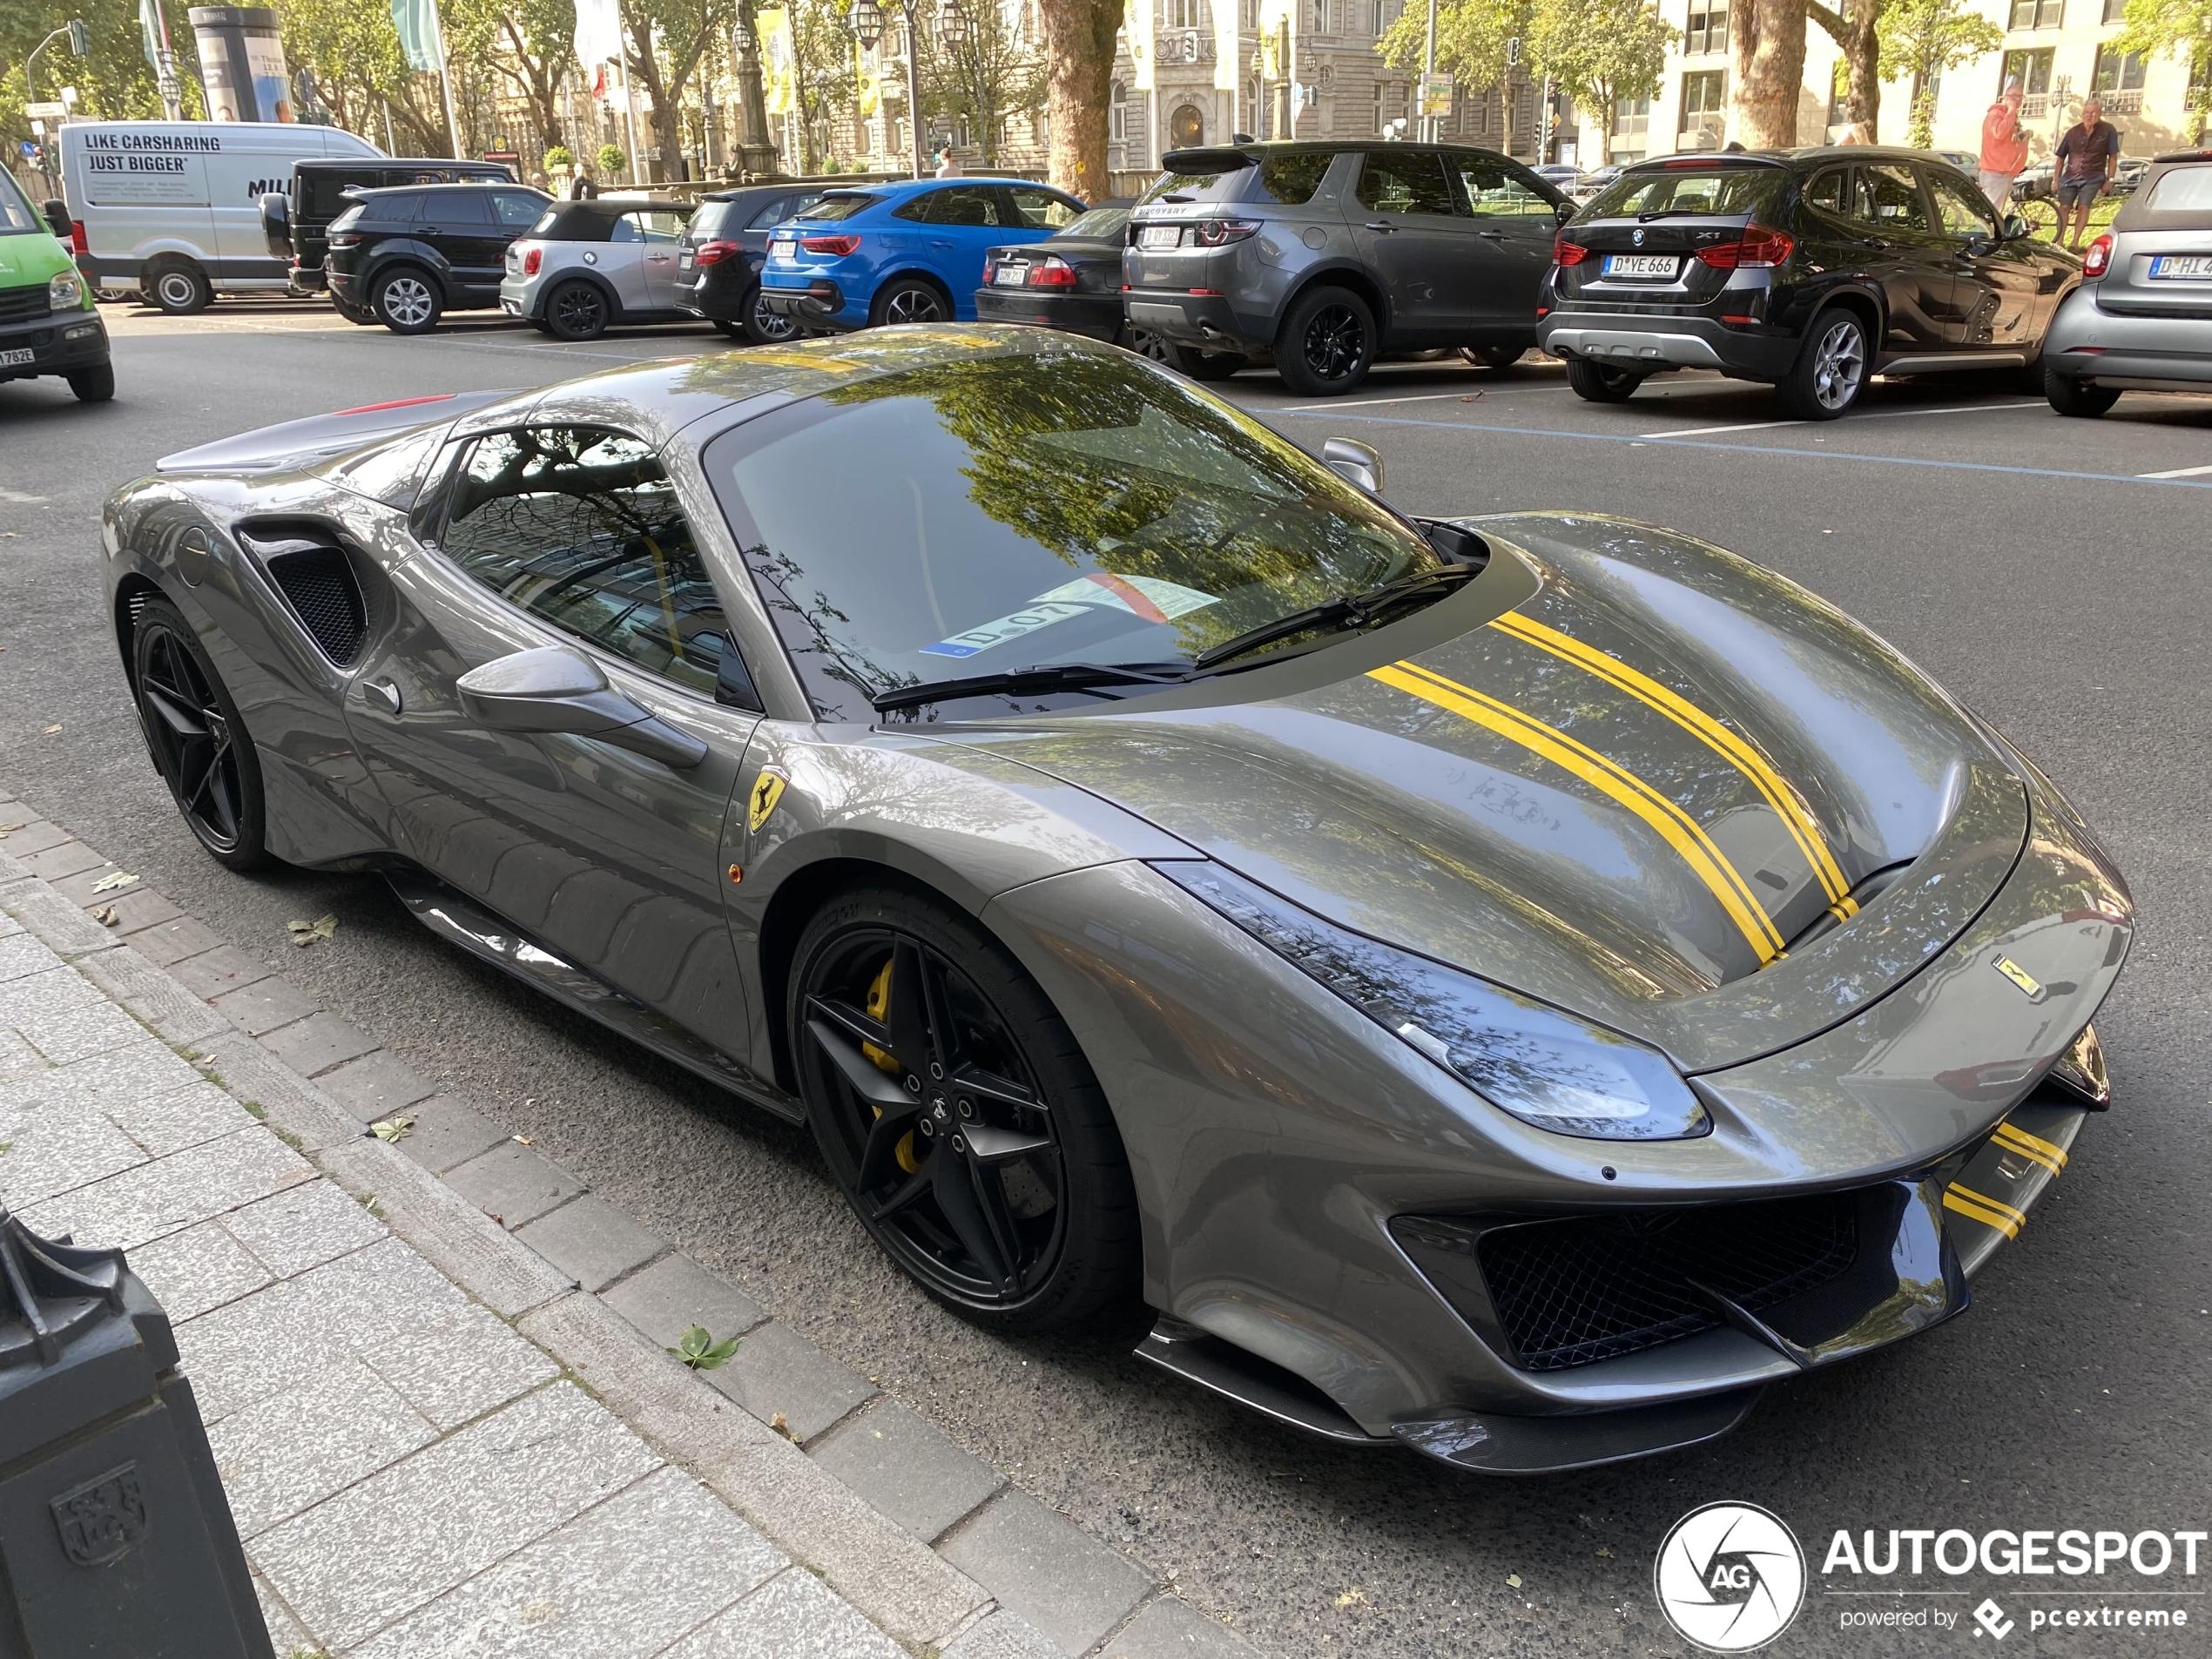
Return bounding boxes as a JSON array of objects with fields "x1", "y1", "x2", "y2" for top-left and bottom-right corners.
[{"x1": 1627, "y1": 0, "x2": 2208, "y2": 167}]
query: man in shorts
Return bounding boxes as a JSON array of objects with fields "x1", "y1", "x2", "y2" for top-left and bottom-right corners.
[{"x1": 2054, "y1": 96, "x2": 2121, "y2": 253}]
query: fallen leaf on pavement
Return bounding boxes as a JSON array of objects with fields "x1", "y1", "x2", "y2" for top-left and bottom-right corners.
[
  {"x1": 287, "y1": 914, "x2": 338, "y2": 947},
  {"x1": 1506, "y1": 1575, "x2": 1523, "y2": 1588},
  {"x1": 1595, "y1": 1547, "x2": 1614, "y2": 1558},
  {"x1": 1335, "y1": 1588, "x2": 1368, "y2": 1608},
  {"x1": 0, "y1": 824, "x2": 23, "y2": 839},
  {"x1": 514, "y1": 1134, "x2": 535, "y2": 1145},
  {"x1": 91, "y1": 906, "x2": 120, "y2": 927},
  {"x1": 90, "y1": 871, "x2": 138, "y2": 894},
  {"x1": 371, "y1": 1115, "x2": 415, "y2": 1143},
  {"x1": 770, "y1": 1411, "x2": 798, "y2": 1440},
  {"x1": 669, "y1": 1324, "x2": 742, "y2": 1371},
  {"x1": 42, "y1": 724, "x2": 62, "y2": 734}
]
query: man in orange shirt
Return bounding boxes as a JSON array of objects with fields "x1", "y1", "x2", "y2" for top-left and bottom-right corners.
[{"x1": 1980, "y1": 78, "x2": 2029, "y2": 213}]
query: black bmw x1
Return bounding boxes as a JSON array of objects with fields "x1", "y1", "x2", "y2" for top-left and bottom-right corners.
[{"x1": 1538, "y1": 148, "x2": 2079, "y2": 418}]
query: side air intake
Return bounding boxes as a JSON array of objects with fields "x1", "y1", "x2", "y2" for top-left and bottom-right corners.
[{"x1": 239, "y1": 527, "x2": 368, "y2": 667}]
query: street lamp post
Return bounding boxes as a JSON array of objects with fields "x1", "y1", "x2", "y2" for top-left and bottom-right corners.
[
  {"x1": 850, "y1": 0, "x2": 926, "y2": 179},
  {"x1": 938, "y1": 0, "x2": 978, "y2": 165}
]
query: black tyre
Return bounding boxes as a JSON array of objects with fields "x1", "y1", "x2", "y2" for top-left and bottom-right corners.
[
  {"x1": 545, "y1": 278, "x2": 611, "y2": 341},
  {"x1": 1181, "y1": 349, "x2": 1247, "y2": 381},
  {"x1": 1565, "y1": 356, "x2": 1645, "y2": 402},
  {"x1": 871, "y1": 276, "x2": 950, "y2": 327},
  {"x1": 1460, "y1": 344, "x2": 1525, "y2": 369},
  {"x1": 334, "y1": 299, "x2": 379, "y2": 327},
  {"x1": 2046, "y1": 363, "x2": 2120, "y2": 417},
  {"x1": 791, "y1": 884, "x2": 1138, "y2": 1332},
  {"x1": 146, "y1": 260, "x2": 212, "y2": 315},
  {"x1": 712, "y1": 317, "x2": 745, "y2": 340},
  {"x1": 131, "y1": 597, "x2": 270, "y2": 871},
  {"x1": 1275, "y1": 285, "x2": 1377, "y2": 396},
  {"x1": 743, "y1": 283, "x2": 803, "y2": 346},
  {"x1": 372, "y1": 266, "x2": 442, "y2": 334},
  {"x1": 67, "y1": 362, "x2": 116, "y2": 402},
  {"x1": 1777, "y1": 308, "x2": 1870, "y2": 420}
]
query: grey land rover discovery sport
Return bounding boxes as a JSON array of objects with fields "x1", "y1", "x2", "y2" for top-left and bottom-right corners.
[{"x1": 1122, "y1": 140, "x2": 1572, "y2": 395}]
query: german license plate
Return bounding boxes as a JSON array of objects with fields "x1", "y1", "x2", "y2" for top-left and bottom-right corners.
[
  {"x1": 1137, "y1": 225, "x2": 1181, "y2": 250},
  {"x1": 0, "y1": 347, "x2": 32, "y2": 368},
  {"x1": 2149, "y1": 253, "x2": 2212, "y2": 280},
  {"x1": 770, "y1": 238, "x2": 797, "y2": 262},
  {"x1": 678, "y1": 249, "x2": 693, "y2": 268},
  {"x1": 1603, "y1": 253, "x2": 1678, "y2": 278},
  {"x1": 993, "y1": 265, "x2": 1028, "y2": 286}
]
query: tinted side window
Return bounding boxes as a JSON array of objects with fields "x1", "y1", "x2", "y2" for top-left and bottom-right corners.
[
  {"x1": 1858, "y1": 165, "x2": 1931, "y2": 233},
  {"x1": 1002, "y1": 186, "x2": 1079, "y2": 229},
  {"x1": 1256, "y1": 153, "x2": 1332, "y2": 204},
  {"x1": 1804, "y1": 167, "x2": 1851, "y2": 217},
  {"x1": 373, "y1": 192, "x2": 425, "y2": 223},
  {"x1": 492, "y1": 192, "x2": 545, "y2": 228},
  {"x1": 609, "y1": 213, "x2": 643, "y2": 243},
  {"x1": 442, "y1": 428, "x2": 730, "y2": 697},
  {"x1": 743, "y1": 195, "x2": 792, "y2": 229},
  {"x1": 1356, "y1": 152, "x2": 1456, "y2": 216},
  {"x1": 925, "y1": 185, "x2": 1005, "y2": 226},
  {"x1": 1453, "y1": 156, "x2": 1554, "y2": 218},
  {"x1": 432, "y1": 192, "x2": 492, "y2": 226},
  {"x1": 1925, "y1": 171, "x2": 1995, "y2": 239}
]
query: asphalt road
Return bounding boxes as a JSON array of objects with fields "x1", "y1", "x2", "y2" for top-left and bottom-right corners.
[{"x1": 3, "y1": 305, "x2": 2208, "y2": 1658}]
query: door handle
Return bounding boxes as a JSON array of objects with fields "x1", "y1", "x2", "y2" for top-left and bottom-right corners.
[
  {"x1": 928, "y1": 239, "x2": 954, "y2": 249},
  {"x1": 1364, "y1": 221, "x2": 1397, "y2": 233}
]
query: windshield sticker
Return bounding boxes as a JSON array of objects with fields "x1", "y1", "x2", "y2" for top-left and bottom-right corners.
[{"x1": 920, "y1": 574, "x2": 1219, "y2": 658}]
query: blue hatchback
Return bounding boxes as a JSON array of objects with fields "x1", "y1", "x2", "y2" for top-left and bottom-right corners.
[{"x1": 759, "y1": 177, "x2": 1086, "y2": 332}]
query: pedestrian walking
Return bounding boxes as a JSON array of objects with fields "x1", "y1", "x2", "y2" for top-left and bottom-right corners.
[
  {"x1": 933, "y1": 144, "x2": 961, "y2": 178},
  {"x1": 569, "y1": 165, "x2": 600, "y2": 200},
  {"x1": 1979, "y1": 77, "x2": 2028, "y2": 214},
  {"x1": 2054, "y1": 95, "x2": 2121, "y2": 252}
]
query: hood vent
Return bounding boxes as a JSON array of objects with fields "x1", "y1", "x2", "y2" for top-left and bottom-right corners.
[{"x1": 239, "y1": 525, "x2": 368, "y2": 667}]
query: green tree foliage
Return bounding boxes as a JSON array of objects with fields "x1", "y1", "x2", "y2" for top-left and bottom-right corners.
[
  {"x1": 4, "y1": 0, "x2": 204, "y2": 172},
  {"x1": 619, "y1": 0, "x2": 736, "y2": 180},
  {"x1": 1806, "y1": 0, "x2": 1883, "y2": 136},
  {"x1": 1876, "y1": 0, "x2": 2002, "y2": 146},
  {"x1": 1525, "y1": 0, "x2": 1674, "y2": 134},
  {"x1": 917, "y1": 2, "x2": 1043, "y2": 166},
  {"x1": 786, "y1": 0, "x2": 858, "y2": 175},
  {"x1": 597, "y1": 139, "x2": 628, "y2": 176},
  {"x1": 1379, "y1": 0, "x2": 1528, "y2": 142},
  {"x1": 280, "y1": 0, "x2": 451, "y2": 153},
  {"x1": 2113, "y1": 0, "x2": 2212, "y2": 134},
  {"x1": 447, "y1": 0, "x2": 577, "y2": 157}
]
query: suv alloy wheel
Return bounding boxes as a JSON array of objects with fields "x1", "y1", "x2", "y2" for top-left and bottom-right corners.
[
  {"x1": 1780, "y1": 309, "x2": 1869, "y2": 420},
  {"x1": 1276, "y1": 286, "x2": 1377, "y2": 397},
  {"x1": 374, "y1": 267, "x2": 441, "y2": 334}
]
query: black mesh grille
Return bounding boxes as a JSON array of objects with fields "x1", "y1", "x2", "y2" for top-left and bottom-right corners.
[
  {"x1": 1470, "y1": 1195, "x2": 1859, "y2": 1371},
  {"x1": 0, "y1": 287, "x2": 51, "y2": 326},
  {"x1": 266, "y1": 549, "x2": 366, "y2": 665}
]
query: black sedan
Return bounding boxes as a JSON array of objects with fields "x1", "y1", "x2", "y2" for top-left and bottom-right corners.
[
  {"x1": 675, "y1": 184, "x2": 826, "y2": 345},
  {"x1": 974, "y1": 199, "x2": 1132, "y2": 345}
]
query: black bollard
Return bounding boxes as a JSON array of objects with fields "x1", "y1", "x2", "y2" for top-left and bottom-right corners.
[{"x1": 0, "y1": 1205, "x2": 273, "y2": 1659}]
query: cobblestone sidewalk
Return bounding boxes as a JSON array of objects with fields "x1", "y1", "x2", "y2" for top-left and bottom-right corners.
[{"x1": 0, "y1": 786, "x2": 1259, "y2": 1659}]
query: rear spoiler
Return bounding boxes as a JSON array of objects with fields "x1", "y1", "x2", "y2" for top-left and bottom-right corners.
[
  {"x1": 1160, "y1": 147, "x2": 1258, "y2": 172},
  {"x1": 1628, "y1": 154, "x2": 1789, "y2": 172}
]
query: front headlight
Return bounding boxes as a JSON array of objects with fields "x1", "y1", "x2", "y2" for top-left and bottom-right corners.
[
  {"x1": 49, "y1": 271, "x2": 84, "y2": 310},
  {"x1": 1157, "y1": 862, "x2": 1710, "y2": 1141}
]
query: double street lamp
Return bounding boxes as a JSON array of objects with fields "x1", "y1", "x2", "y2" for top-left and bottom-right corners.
[{"x1": 849, "y1": 0, "x2": 974, "y2": 179}]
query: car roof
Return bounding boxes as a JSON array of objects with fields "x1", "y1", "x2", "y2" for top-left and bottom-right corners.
[
  {"x1": 701, "y1": 183, "x2": 819, "y2": 206},
  {"x1": 300, "y1": 158, "x2": 509, "y2": 175}
]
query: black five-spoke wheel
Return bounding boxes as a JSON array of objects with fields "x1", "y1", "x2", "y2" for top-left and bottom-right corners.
[
  {"x1": 792, "y1": 887, "x2": 1136, "y2": 1331},
  {"x1": 132, "y1": 597, "x2": 267, "y2": 868}
]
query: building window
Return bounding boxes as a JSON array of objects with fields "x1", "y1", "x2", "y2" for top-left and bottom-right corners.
[
  {"x1": 2007, "y1": 0, "x2": 2062, "y2": 29},
  {"x1": 2093, "y1": 45, "x2": 2148, "y2": 91},
  {"x1": 1678, "y1": 69, "x2": 1726, "y2": 142},
  {"x1": 2002, "y1": 45, "x2": 2055, "y2": 111},
  {"x1": 1371, "y1": 0, "x2": 1392, "y2": 32},
  {"x1": 1110, "y1": 80, "x2": 1127, "y2": 143},
  {"x1": 1613, "y1": 96, "x2": 1649, "y2": 141},
  {"x1": 1373, "y1": 81, "x2": 1386, "y2": 134},
  {"x1": 1309, "y1": 0, "x2": 1331, "y2": 32},
  {"x1": 2101, "y1": 0, "x2": 2124, "y2": 18},
  {"x1": 1685, "y1": 0, "x2": 1728, "y2": 57},
  {"x1": 1167, "y1": 0, "x2": 1200, "y2": 28}
]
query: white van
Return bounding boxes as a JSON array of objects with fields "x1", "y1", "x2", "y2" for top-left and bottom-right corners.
[{"x1": 58, "y1": 120, "x2": 382, "y2": 314}]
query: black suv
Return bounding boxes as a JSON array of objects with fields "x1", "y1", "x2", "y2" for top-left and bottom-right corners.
[
  {"x1": 674, "y1": 184, "x2": 825, "y2": 344},
  {"x1": 260, "y1": 159, "x2": 516, "y2": 300},
  {"x1": 1539, "y1": 148, "x2": 2079, "y2": 418},
  {"x1": 325, "y1": 182, "x2": 550, "y2": 334},
  {"x1": 1123, "y1": 141, "x2": 1572, "y2": 395}
]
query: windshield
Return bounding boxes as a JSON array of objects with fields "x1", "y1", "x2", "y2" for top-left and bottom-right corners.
[
  {"x1": 705, "y1": 347, "x2": 1439, "y2": 720},
  {"x1": 796, "y1": 192, "x2": 876, "y2": 223},
  {"x1": 1584, "y1": 166, "x2": 1786, "y2": 219},
  {"x1": 1138, "y1": 152, "x2": 1331, "y2": 207},
  {"x1": 1059, "y1": 206, "x2": 1129, "y2": 239},
  {"x1": 0, "y1": 169, "x2": 43, "y2": 235},
  {"x1": 2145, "y1": 165, "x2": 2212, "y2": 213}
]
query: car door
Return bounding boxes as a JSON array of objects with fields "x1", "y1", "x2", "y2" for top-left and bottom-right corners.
[
  {"x1": 423, "y1": 190, "x2": 503, "y2": 304},
  {"x1": 1852, "y1": 163, "x2": 1962, "y2": 351},
  {"x1": 1447, "y1": 152, "x2": 1564, "y2": 333},
  {"x1": 908, "y1": 185, "x2": 1014, "y2": 317},
  {"x1": 1352, "y1": 150, "x2": 1481, "y2": 343},
  {"x1": 344, "y1": 424, "x2": 763, "y2": 1052},
  {"x1": 600, "y1": 212, "x2": 654, "y2": 314},
  {"x1": 628, "y1": 208, "x2": 690, "y2": 311},
  {"x1": 1924, "y1": 166, "x2": 2041, "y2": 350}
]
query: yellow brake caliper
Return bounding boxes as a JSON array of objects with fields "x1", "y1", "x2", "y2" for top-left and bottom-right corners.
[{"x1": 863, "y1": 957, "x2": 921, "y2": 1175}]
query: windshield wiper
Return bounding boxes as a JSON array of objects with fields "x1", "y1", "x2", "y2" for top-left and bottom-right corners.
[
  {"x1": 1190, "y1": 565, "x2": 1476, "y2": 674},
  {"x1": 870, "y1": 661, "x2": 1189, "y2": 714},
  {"x1": 1636, "y1": 208, "x2": 1720, "y2": 222}
]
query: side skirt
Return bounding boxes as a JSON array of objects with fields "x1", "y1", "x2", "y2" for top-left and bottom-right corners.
[{"x1": 384, "y1": 869, "x2": 806, "y2": 1126}]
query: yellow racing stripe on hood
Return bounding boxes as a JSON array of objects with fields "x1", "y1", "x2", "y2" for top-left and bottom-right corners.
[
  {"x1": 1370, "y1": 661, "x2": 1787, "y2": 961},
  {"x1": 1487, "y1": 610, "x2": 1851, "y2": 906}
]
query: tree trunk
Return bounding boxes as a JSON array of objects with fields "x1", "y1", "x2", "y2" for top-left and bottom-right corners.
[
  {"x1": 1039, "y1": 0, "x2": 1118, "y2": 199},
  {"x1": 1731, "y1": 0, "x2": 1806, "y2": 148},
  {"x1": 1807, "y1": 0, "x2": 1879, "y2": 135}
]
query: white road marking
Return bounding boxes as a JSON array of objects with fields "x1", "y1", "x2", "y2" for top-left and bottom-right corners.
[
  {"x1": 2138, "y1": 462, "x2": 2212, "y2": 479},
  {"x1": 1274, "y1": 386, "x2": 1569, "y2": 412},
  {"x1": 1642, "y1": 418, "x2": 1805, "y2": 437},
  {"x1": 1642, "y1": 401, "x2": 2041, "y2": 438},
  {"x1": 0, "y1": 489, "x2": 48, "y2": 504}
]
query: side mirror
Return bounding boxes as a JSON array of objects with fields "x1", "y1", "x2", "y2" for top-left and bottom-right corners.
[
  {"x1": 42, "y1": 199, "x2": 71, "y2": 241},
  {"x1": 1321, "y1": 437, "x2": 1384, "y2": 496},
  {"x1": 2001, "y1": 213, "x2": 2029, "y2": 242},
  {"x1": 1554, "y1": 199, "x2": 1576, "y2": 226},
  {"x1": 455, "y1": 644, "x2": 708, "y2": 769}
]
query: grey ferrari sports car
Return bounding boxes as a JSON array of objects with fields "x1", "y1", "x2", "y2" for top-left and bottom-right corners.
[{"x1": 103, "y1": 327, "x2": 2129, "y2": 1474}]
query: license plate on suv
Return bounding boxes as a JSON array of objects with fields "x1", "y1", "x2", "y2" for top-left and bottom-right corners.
[
  {"x1": 770, "y1": 238, "x2": 797, "y2": 262},
  {"x1": 678, "y1": 249, "x2": 694, "y2": 268},
  {"x1": 0, "y1": 347, "x2": 34, "y2": 368},
  {"x1": 1137, "y1": 225, "x2": 1181, "y2": 250},
  {"x1": 1602, "y1": 254, "x2": 1678, "y2": 279},
  {"x1": 2149, "y1": 253, "x2": 2212, "y2": 280}
]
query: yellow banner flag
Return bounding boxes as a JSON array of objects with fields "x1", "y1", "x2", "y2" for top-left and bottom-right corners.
[
  {"x1": 759, "y1": 8, "x2": 794, "y2": 117},
  {"x1": 1211, "y1": 0, "x2": 1238, "y2": 91},
  {"x1": 856, "y1": 39, "x2": 880, "y2": 118},
  {"x1": 1126, "y1": 0, "x2": 1155, "y2": 92}
]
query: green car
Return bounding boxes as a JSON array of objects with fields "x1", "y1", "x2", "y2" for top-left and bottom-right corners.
[{"x1": 1, "y1": 165, "x2": 111, "y2": 402}]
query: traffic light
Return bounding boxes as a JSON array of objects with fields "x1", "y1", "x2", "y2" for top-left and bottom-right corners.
[{"x1": 67, "y1": 17, "x2": 91, "y2": 54}]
